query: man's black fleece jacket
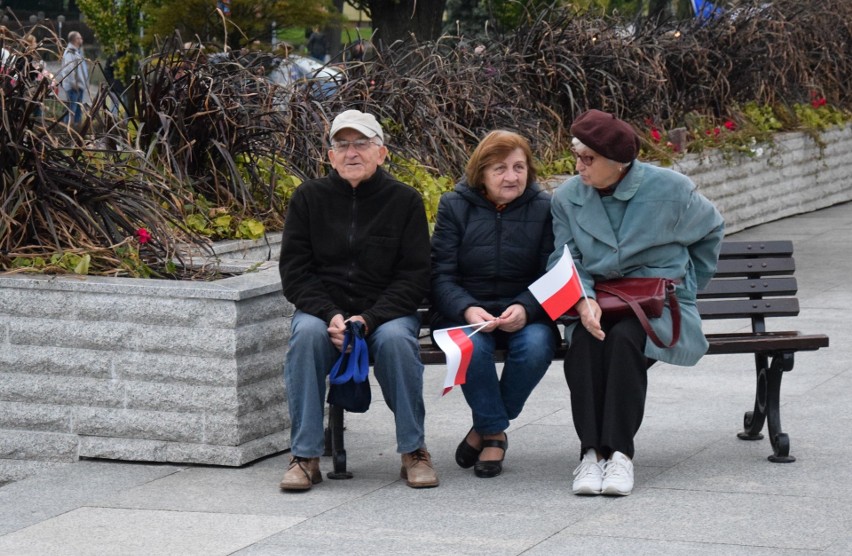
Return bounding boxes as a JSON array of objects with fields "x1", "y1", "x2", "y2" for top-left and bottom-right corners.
[{"x1": 278, "y1": 167, "x2": 430, "y2": 333}]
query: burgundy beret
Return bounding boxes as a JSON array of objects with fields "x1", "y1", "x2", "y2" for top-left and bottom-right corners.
[{"x1": 570, "y1": 109, "x2": 640, "y2": 163}]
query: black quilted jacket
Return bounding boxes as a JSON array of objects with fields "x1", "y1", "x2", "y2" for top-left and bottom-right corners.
[{"x1": 430, "y1": 180, "x2": 554, "y2": 324}]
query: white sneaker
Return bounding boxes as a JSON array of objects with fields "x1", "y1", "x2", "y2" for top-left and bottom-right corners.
[
  {"x1": 601, "y1": 451, "x2": 634, "y2": 496},
  {"x1": 572, "y1": 449, "x2": 603, "y2": 495}
]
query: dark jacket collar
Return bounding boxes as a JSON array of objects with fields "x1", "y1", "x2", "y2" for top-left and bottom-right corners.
[{"x1": 327, "y1": 166, "x2": 389, "y2": 197}]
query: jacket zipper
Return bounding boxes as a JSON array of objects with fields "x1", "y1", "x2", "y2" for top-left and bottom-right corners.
[
  {"x1": 495, "y1": 212, "x2": 502, "y2": 297},
  {"x1": 346, "y1": 188, "x2": 358, "y2": 309}
]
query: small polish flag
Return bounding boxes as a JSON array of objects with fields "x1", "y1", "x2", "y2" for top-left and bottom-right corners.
[
  {"x1": 529, "y1": 245, "x2": 585, "y2": 320},
  {"x1": 433, "y1": 322, "x2": 489, "y2": 396}
]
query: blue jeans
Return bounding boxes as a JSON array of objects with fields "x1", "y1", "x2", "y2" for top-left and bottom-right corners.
[
  {"x1": 64, "y1": 88, "x2": 84, "y2": 124},
  {"x1": 458, "y1": 322, "x2": 556, "y2": 434},
  {"x1": 283, "y1": 310, "x2": 426, "y2": 457}
]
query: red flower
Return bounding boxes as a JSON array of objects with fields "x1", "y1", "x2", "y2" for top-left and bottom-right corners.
[
  {"x1": 650, "y1": 128, "x2": 662, "y2": 142},
  {"x1": 724, "y1": 120, "x2": 736, "y2": 131},
  {"x1": 811, "y1": 97, "x2": 827, "y2": 108},
  {"x1": 136, "y1": 228, "x2": 151, "y2": 244},
  {"x1": 713, "y1": 127, "x2": 721, "y2": 136}
]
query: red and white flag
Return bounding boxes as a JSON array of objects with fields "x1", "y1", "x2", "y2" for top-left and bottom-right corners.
[
  {"x1": 529, "y1": 245, "x2": 585, "y2": 320},
  {"x1": 433, "y1": 322, "x2": 489, "y2": 396}
]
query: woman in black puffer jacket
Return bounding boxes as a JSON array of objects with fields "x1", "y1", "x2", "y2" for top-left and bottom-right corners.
[{"x1": 431, "y1": 130, "x2": 557, "y2": 478}]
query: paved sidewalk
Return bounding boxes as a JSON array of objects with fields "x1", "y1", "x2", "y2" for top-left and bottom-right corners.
[{"x1": 1, "y1": 202, "x2": 851, "y2": 555}]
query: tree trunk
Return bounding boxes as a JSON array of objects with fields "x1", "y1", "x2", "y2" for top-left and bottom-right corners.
[
  {"x1": 649, "y1": 0, "x2": 673, "y2": 21},
  {"x1": 368, "y1": 0, "x2": 446, "y2": 48},
  {"x1": 325, "y1": 0, "x2": 345, "y2": 63}
]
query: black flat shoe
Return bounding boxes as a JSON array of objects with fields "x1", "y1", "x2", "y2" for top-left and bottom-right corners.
[
  {"x1": 473, "y1": 435, "x2": 508, "y2": 478},
  {"x1": 455, "y1": 428, "x2": 482, "y2": 469}
]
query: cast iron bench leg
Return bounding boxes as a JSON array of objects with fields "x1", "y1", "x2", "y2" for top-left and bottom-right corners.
[
  {"x1": 738, "y1": 353, "x2": 768, "y2": 442},
  {"x1": 738, "y1": 352, "x2": 795, "y2": 462},
  {"x1": 326, "y1": 404, "x2": 353, "y2": 479},
  {"x1": 765, "y1": 352, "x2": 795, "y2": 463}
]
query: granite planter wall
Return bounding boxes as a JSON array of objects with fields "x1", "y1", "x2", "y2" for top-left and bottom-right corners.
[
  {"x1": 675, "y1": 124, "x2": 852, "y2": 233},
  {"x1": 1, "y1": 124, "x2": 851, "y2": 481},
  {"x1": 0, "y1": 238, "x2": 289, "y2": 481}
]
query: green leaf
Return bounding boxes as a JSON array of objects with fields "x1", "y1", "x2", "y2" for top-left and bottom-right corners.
[
  {"x1": 237, "y1": 219, "x2": 265, "y2": 239},
  {"x1": 185, "y1": 214, "x2": 211, "y2": 233},
  {"x1": 74, "y1": 254, "x2": 92, "y2": 275},
  {"x1": 213, "y1": 214, "x2": 233, "y2": 229}
]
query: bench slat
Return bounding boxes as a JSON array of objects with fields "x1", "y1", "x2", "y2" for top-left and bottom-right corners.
[
  {"x1": 697, "y1": 297, "x2": 799, "y2": 319},
  {"x1": 705, "y1": 332, "x2": 829, "y2": 354},
  {"x1": 718, "y1": 240, "x2": 793, "y2": 258},
  {"x1": 698, "y1": 277, "x2": 798, "y2": 298},
  {"x1": 713, "y1": 257, "x2": 796, "y2": 277}
]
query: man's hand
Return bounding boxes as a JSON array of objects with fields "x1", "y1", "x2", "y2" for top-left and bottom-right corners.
[
  {"x1": 497, "y1": 304, "x2": 527, "y2": 333},
  {"x1": 345, "y1": 315, "x2": 368, "y2": 335},
  {"x1": 576, "y1": 297, "x2": 605, "y2": 341},
  {"x1": 328, "y1": 314, "x2": 369, "y2": 352},
  {"x1": 463, "y1": 306, "x2": 499, "y2": 332},
  {"x1": 327, "y1": 314, "x2": 347, "y2": 351}
]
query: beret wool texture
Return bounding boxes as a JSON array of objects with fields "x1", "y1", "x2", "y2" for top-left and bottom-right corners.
[{"x1": 570, "y1": 109, "x2": 640, "y2": 163}]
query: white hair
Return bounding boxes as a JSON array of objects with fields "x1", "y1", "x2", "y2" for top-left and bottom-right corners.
[{"x1": 571, "y1": 136, "x2": 622, "y2": 168}]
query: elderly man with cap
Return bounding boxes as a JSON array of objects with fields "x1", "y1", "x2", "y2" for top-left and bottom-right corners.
[
  {"x1": 548, "y1": 109, "x2": 724, "y2": 496},
  {"x1": 278, "y1": 109, "x2": 438, "y2": 490}
]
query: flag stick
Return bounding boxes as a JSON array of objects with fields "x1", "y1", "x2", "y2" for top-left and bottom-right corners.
[
  {"x1": 438, "y1": 320, "x2": 495, "y2": 333},
  {"x1": 466, "y1": 321, "x2": 491, "y2": 338},
  {"x1": 564, "y1": 244, "x2": 595, "y2": 317}
]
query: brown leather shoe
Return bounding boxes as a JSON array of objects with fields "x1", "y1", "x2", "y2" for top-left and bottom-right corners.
[
  {"x1": 279, "y1": 456, "x2": 322, "y2": 491},
  {"x1": 400, "y1": 448, "x2": 440, "y2": 488}
]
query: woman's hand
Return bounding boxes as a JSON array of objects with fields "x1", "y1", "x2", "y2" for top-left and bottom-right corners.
[
  {"x1": 464, "y1": 306, "x2": 500, "y2": 332},
  {"x1": 576, "y1": 297, "x2": 606, "y2": 341},
  {"x1": 497, "y1": 304, "x2": 527, "y2": 333}
]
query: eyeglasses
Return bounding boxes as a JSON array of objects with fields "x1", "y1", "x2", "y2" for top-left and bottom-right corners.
[
  {"x1": 571, "y1": 149, "x2": 595, "y2": 167},
  {"x1": 330, "y1": 139, "x2": 380, "y2": 152}
]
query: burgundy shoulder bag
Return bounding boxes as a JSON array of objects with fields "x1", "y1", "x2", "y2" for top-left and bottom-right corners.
[{"x1": 592, "y1": 277, "x2": 681, "y2": 348}]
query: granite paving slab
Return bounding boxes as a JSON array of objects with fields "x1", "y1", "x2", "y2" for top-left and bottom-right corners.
[
  {"x1": 0, "y1": 507, "x2": 300, "y2": 556},
  {"x1": 524, "y1": 534, "x2": 817, "y2": 555},
  {"x1": 0, "y1": 460, "x2": 184, "y2": 536},
  {"x1": 564, "y1": 489, "x2": 844, "y2": 551}
]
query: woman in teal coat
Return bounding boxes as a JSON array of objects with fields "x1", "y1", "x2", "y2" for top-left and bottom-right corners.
[{"x1": 550, "y1": 109, "x2": 724, "y2": 497}]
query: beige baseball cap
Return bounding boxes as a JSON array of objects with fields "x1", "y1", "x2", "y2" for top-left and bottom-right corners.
[{"x1": 329, "y1": 110, "x2": 384, "y2": 142}]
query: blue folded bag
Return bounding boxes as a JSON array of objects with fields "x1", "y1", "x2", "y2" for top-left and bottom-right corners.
[{"x1": 327, "y1": 321, "x2": 371, "y2": 413}]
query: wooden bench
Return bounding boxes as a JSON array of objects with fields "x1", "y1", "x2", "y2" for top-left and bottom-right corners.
[{"x1": 324, "y1": 240, "x2": 829, "y2": 478}]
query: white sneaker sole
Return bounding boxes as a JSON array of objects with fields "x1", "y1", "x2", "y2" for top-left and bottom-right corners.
[
  {"x1": 601, "y1": 484, "x2": 632, "y2": 496},
  {"x1": 573, "y1": 485, "x2": 602, "y2": 495}
]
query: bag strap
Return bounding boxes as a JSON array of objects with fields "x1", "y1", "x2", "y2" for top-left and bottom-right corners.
[
  {"x1": 595, "y1": 280, "x2": 681, "y2": 348},
  {"x1": 348, "y1": 322, "x2": 370, "y2": 383},
  {"x1": 330, "y1": 321, "x2": 370, "y2": 384},
  {"x1": 329, "y1": 329, "x2": 355, "y2": 384}
]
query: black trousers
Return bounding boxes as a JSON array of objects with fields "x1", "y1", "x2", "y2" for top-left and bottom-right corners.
[{"x1": 564, "y1": 317, "x2": 655, "y2": 460}]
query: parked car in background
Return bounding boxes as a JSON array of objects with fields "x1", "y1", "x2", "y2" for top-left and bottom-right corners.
[{"x1": 267, "y1": 55, "x2": 344, "y2": 100}]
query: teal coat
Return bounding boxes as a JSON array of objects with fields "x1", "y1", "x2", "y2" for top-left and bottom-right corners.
[{"x1": 548, "y1": 161, "x2": 725, "y2": 366}]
